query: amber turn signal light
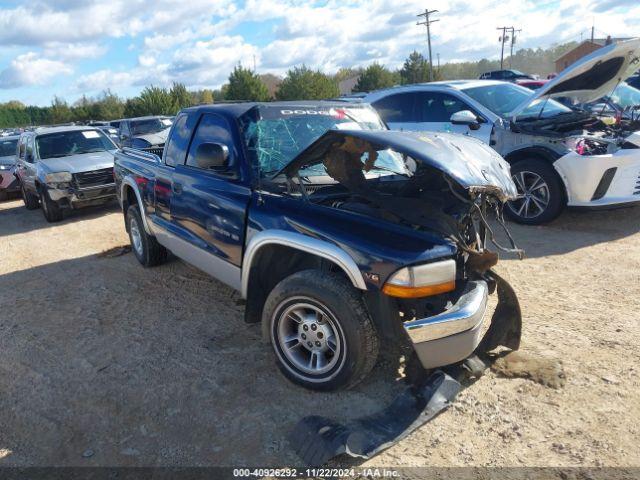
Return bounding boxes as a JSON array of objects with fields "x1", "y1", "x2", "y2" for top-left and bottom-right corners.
[{"x1": 382, "y1": 280, "x2": 456, "y2": 298}]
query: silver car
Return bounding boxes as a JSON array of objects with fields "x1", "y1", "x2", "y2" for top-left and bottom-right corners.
[
  {"x1": 15, "y1": 126, "x2": 118, "y2": 222},
  {"x1": 360, "y1": 38, "x2": 640, "y2": 224},
  {"x1": 0, "y1": 135, "x2": 20, "y2": 200}
]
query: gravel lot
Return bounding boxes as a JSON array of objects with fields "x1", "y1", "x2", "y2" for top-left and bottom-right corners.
[{"x1": 0, "y1": 197, "x2": 639, "y2": 467}]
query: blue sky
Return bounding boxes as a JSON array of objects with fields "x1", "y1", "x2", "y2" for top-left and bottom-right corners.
[{"x1": 0, "y1": 0, "x2": 637, "y2": 106}]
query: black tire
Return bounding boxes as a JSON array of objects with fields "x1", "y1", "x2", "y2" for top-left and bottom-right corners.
[
  {"x1": 39, "y1": 188, "x2": 64, "y2": 222},
  {"x1": 126, "y1": 205, "x2": 168, "y2": 267},
  {"x1": 0, "y1": 190, "x2": 7, "y2": 202},
  {"x1": 262, "y1": 270, "x2": 379, "y2": 391},
  {"x1": 21, "y1": 183, "x2": 39, "y2": 210},
  {"x1": 505, "y1": 159, "x2": 565, "y2": 225}
]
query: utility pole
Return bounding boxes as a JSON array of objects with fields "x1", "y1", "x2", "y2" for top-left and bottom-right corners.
[
  {"x1": 437, "y1": 53, "x2": 440, "y2": 73},
  {"x1": 497, "y1": 26, "x2": 512, "y2": 70},
  {"x1": 509, "y1": 28, "x2": 521, "y2": 67},
  {"x1": 417, "y1": 9, "x2": 439, "y2": 81},
  {"x1": 591, "y1": 17, "x2": 595, "y2": 42}
]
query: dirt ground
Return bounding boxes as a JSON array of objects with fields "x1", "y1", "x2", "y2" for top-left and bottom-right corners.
[{"x1": 0, "y1": 197, "x2": 639, "y2": 468}]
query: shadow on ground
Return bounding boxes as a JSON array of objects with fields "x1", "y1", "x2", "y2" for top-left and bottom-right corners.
[
  {"x1": 0, "y1": 253, "x2": 406, "y2": 467},
  {"x1": 0, "y1": 200, "x2": 120, "y2": 237},
  {"x1": 497, "y1": 205, "x2": 640, "y2": 259}
]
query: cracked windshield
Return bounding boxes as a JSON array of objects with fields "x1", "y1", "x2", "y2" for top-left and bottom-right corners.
[{"x1": 241, "y1": 106, "x2": 408, "y2": 178}]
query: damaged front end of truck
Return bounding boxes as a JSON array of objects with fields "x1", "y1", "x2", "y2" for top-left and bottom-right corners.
[
  {"x1": 279, "y1": 129, "x2": 525, "y2": 464},
  {"x1": 278, "y1": 128, "x2": 524, "y2": 370}
]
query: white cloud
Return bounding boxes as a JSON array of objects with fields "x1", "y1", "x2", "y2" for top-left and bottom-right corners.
[
  {"x1": 42, "y1": 42, "x2": 107, "y2": 61},
  {"x1": 0, "y1": 52, "x2": 72, "y2": 89},
  {"x1": 3, "y1": 0, "x2": 640, "y2": 99}
]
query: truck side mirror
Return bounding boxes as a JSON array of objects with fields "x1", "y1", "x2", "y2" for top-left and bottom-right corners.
[
  {"x1": 450, "y1": 110, "x2": 481, "y2": 130},
  {"x1": 195, "y1": 142, "x2": 229, "y2": 170}
]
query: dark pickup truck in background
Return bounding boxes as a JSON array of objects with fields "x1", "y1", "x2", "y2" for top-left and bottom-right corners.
[
  {"x1": 114, "y1": 101, "x2": 523, "y2": 391},
  {"x1": 117, "y1": 115, "x2": 173, "y2": 156}
]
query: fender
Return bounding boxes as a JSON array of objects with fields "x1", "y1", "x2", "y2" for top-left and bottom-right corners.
[
  {"x1": 120, "y1": 176, "x2": 154, "y2": 235},
  {"x1": 503, "y1": 145, "x2": 562, "y2": 165},
  {"x1": 241, "y1": 230, "x2": 367, "y2": 299}
]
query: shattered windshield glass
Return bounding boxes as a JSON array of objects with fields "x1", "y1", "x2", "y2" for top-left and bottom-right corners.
[{"x1": 240, "y1": 106, "x2": 390, "y2": 177}]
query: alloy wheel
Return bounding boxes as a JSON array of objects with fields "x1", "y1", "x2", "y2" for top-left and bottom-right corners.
[
  {"x1": 275, "y1": 300, "x2": 343, "y2": 377},
  {"x1": 508, "y1": 170, "x2": 550, "y2": 219},
  {"x1": 129, "y1": 216, "x2": 144, "y2": 257}
]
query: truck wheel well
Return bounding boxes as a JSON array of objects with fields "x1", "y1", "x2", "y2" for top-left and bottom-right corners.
[
  {"x1": 243, "y1": 245, "x2": 351, "y2": 324},
  {"x1": 122, "y1": 185, "x2": 137, "y2": 230}
]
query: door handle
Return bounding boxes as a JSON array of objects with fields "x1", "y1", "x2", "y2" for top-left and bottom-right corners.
[{"x1": 172, "y1": 183, "x2": 183, "y2": 194}]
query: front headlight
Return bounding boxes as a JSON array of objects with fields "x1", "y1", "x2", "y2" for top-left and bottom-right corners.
[
  {"x1": 44, "y1": 172, "x2": 73, "y2": 185},
  {"x1": 382, "y1": 259, "x2": 456, "y2": 298}
]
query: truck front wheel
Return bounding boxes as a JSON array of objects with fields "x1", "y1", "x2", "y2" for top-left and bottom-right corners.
[
  {"x1": 21, "y1": 184, "x2": 39, "y2": 210},
  {"x1": 39, "y1": 188, "x2": 63, "y2": 222},
  {"x1": 126, "y1": 205, "x2": 168, "y2": 267},
  {"x1": 262, "y1": 270, "x2": 379, "y2": 391}
]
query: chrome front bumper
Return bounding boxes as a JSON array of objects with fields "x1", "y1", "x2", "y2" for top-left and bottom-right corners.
[{"x1": 404, "y1": 280, "x2": 489, "y2": 369}]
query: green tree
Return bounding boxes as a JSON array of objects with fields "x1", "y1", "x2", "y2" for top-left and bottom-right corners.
[
  {"x1": 226, "y1": 66, "x2": 270, "y2": 101},
  {"x1": 136, "y1": 86, "x2": 174, "y2": 115},
  {"x1": 93, "y1": 90, "x2": 125, "y2": 120},
  {"x1": 124, "y1": 97, "x2": 144, "y2": 118},
  {"x1": 49, "y1": 96, "x2": 73, "y2": 124},
  {"x1": 276, "y1": 66, "x2": 339, "y2": 100},
  {"x1": 400, "y1": 51, "x2": 431, "y2": 85},
  {"x1": 170, "y1": 82, "x2": 193, "y2": 112},
  {"x1": 353, "y1": 63, "x2": 398, "y2": 92},
  {"x1": 333, "y1": 67, "x2": 362, "y2": 83}
]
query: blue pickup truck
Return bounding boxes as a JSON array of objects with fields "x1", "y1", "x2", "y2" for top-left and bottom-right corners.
[{"x1": 114, "y1": 101, "x2": 523, "y2": 391}]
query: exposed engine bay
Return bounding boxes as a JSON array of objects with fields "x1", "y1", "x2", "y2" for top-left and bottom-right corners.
[
  {"x1": 509, "y1": 110, "x2": 640, "y2": 156},
  {"x1": 277, "y1": 132, "x2": 524, "y2": 270}
]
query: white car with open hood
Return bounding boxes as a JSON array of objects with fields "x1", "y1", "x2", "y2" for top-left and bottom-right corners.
[{"x1": 360, "y1": 38, "x2": 640, "y2": 224}]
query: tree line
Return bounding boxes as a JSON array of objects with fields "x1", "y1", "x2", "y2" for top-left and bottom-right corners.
[{"x1": 0, "y1": 42, "x2": 577, "y2": 129}]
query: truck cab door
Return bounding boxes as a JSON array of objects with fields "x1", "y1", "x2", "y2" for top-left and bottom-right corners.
[{"x1": 169, "y1": 113, "x2": 251, "y2": 268}]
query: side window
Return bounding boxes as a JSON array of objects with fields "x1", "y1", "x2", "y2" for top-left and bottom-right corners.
[
  {"x1": 25, "y1": 136, "x2": 34, "y2": 162},
  {"x1": 372, "y1": 93, "x2": 419, "y2": 123},
  {"x1": 18, "y1": 137, "x2": 26, "y2": 160},
  {"x1": 185, "y1": 113, "x2": 235, "y2": 174},
  {"x1": 417, "y1": 92, "x2": 476, "y2": 122},
  {"x1": 120, "y1": 122, "x2": 130, "y2": 137},
  {"x1": 164, "y1": 114, "x2": 190, "y2": 167}
]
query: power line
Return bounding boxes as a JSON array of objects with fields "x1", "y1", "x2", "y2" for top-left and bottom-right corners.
[
  {"x1": 417, "y1": 9, "x2": 439, "y2": 82},
  {"x1": 497, "y1": 26, "x2": 513, "y2": 69},
  {"x1": 509, "y1": 27, "x2": 522, "y2": 67}
]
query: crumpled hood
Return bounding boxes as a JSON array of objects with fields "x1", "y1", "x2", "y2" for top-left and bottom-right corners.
[
  {"x1": 134, "y1": 128, "x2": 170, "y2": 146},
  {"x1": 510, "y1": 37, "x2": 640, "y2": 118},
  {"x1": 39, "y1": 150, "x2": 115, "y2": 174},
  {"x1": 282, "y1": 129, "x2": 518, "y2": 201}
]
